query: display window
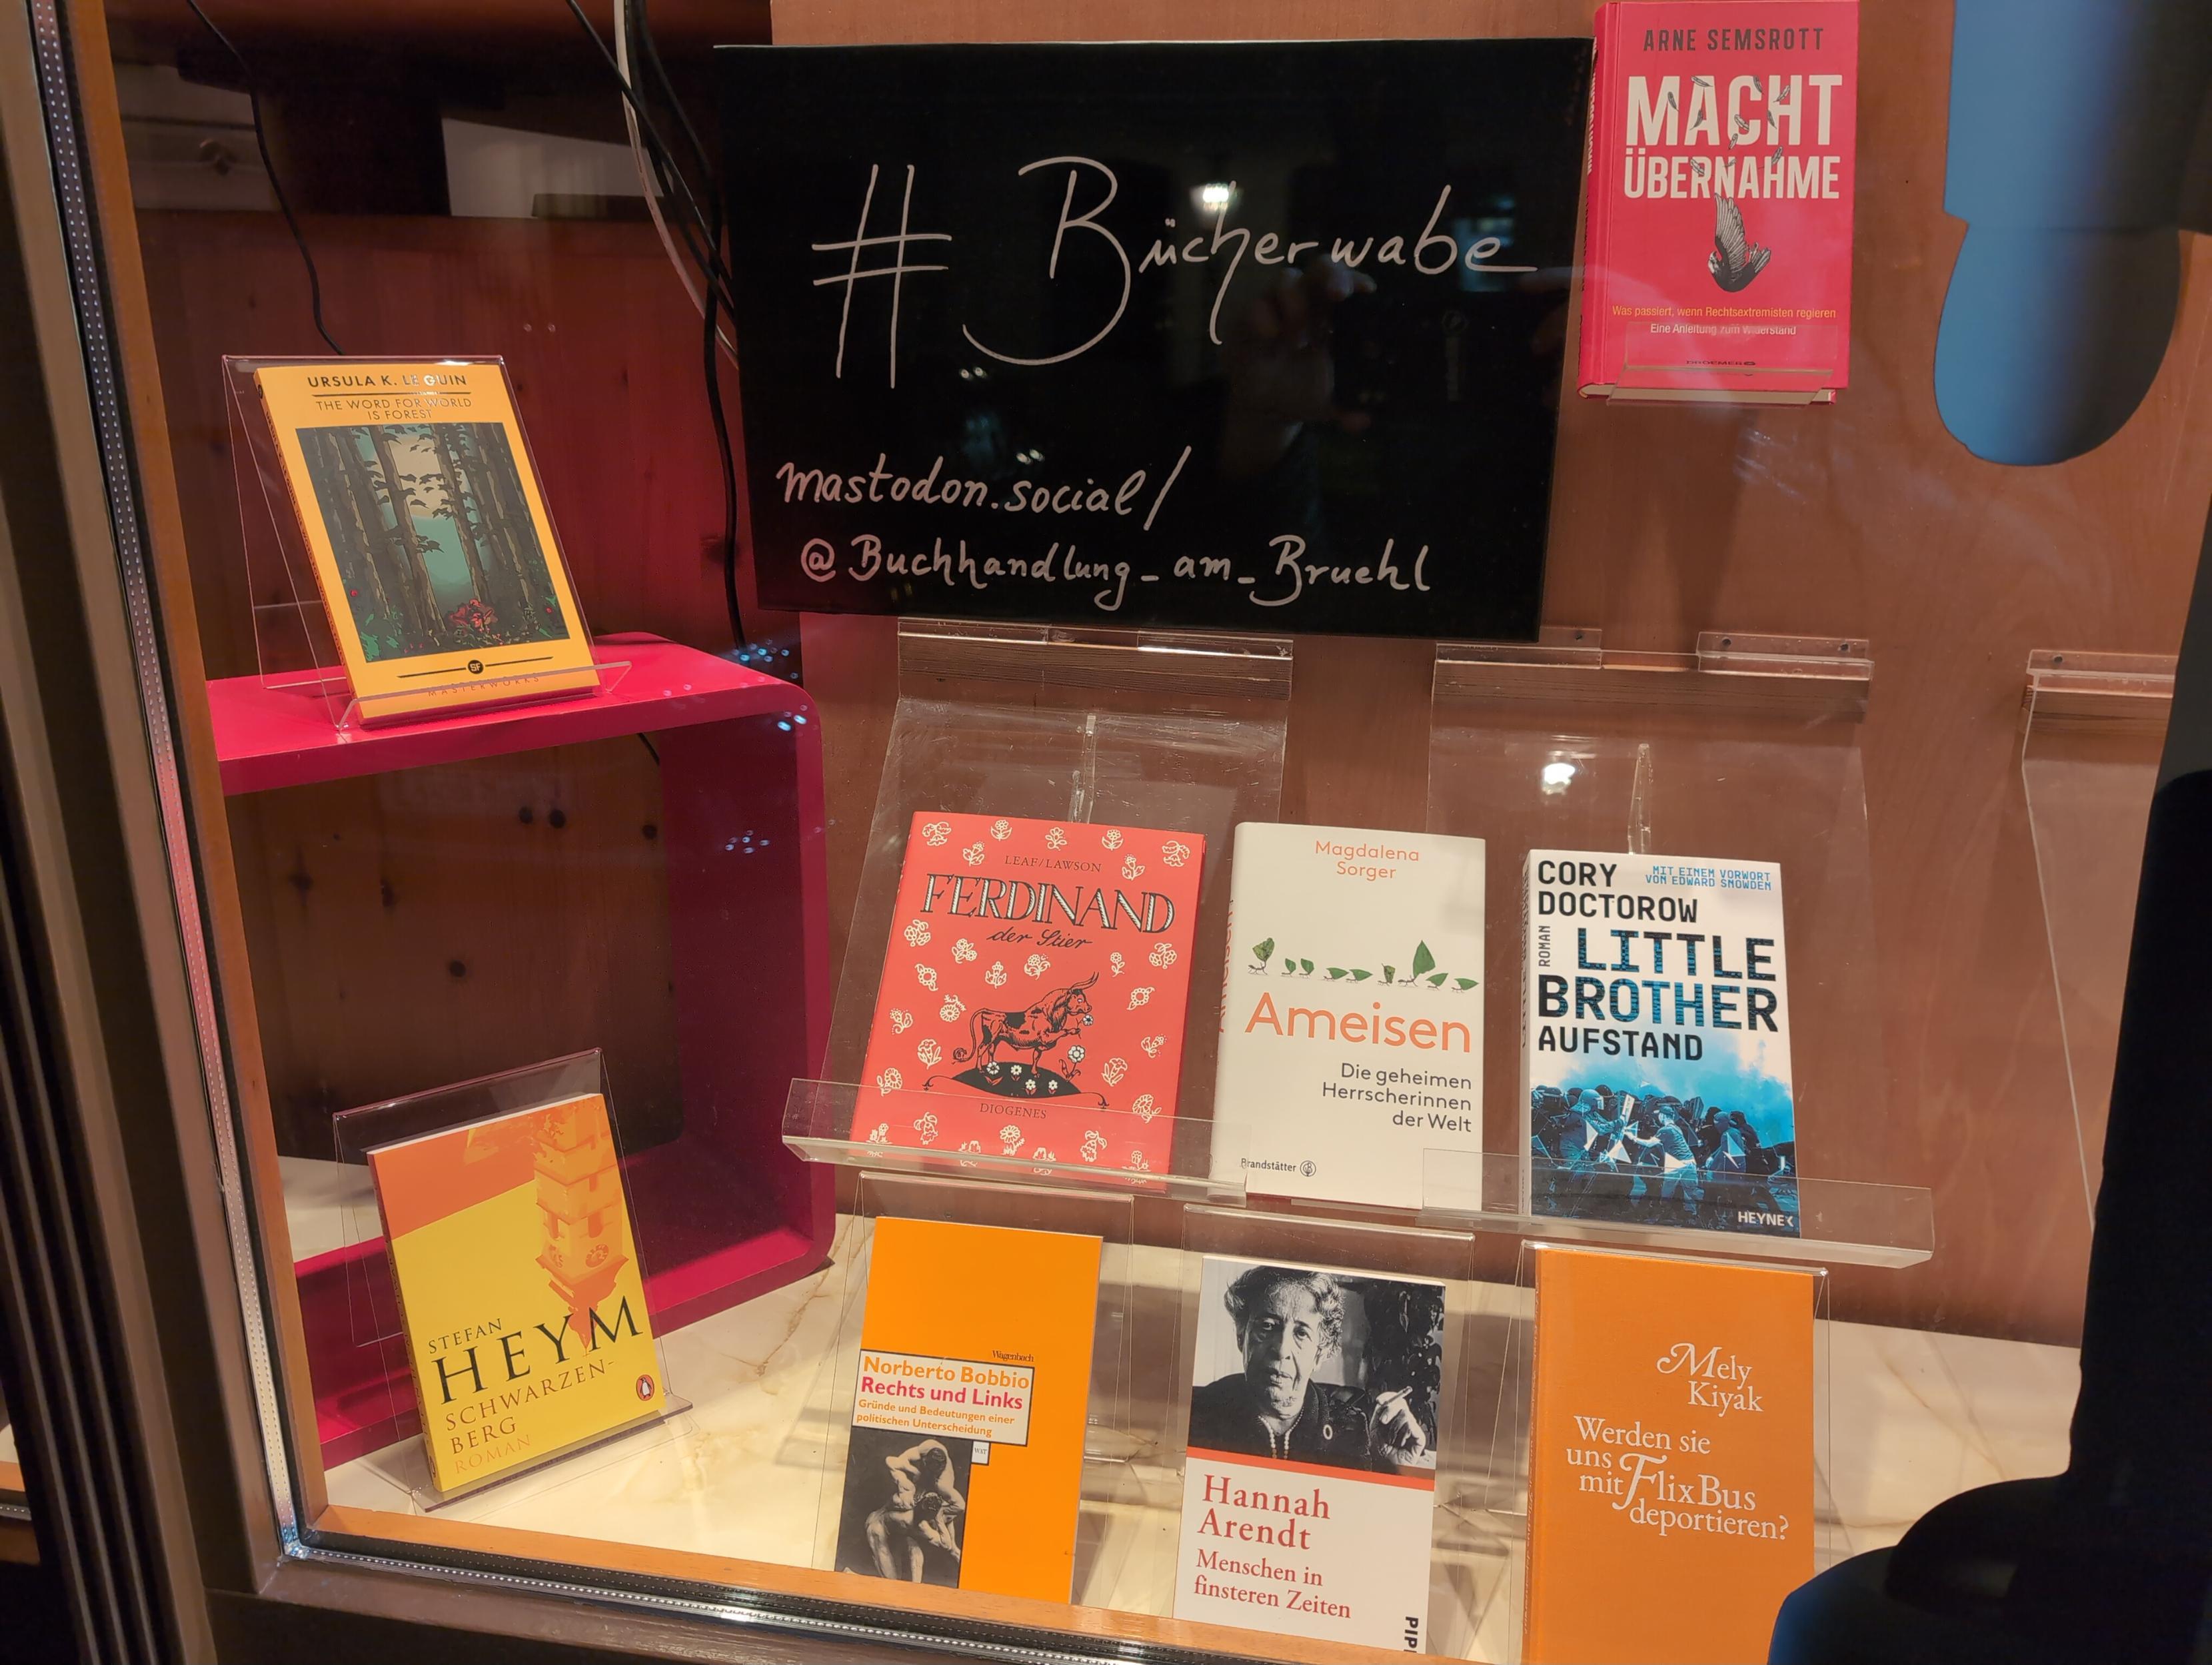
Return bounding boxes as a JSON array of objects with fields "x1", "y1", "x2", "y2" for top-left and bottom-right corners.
[{"x1": 1, "y1": 1, "x2": 2204, "y2": 1662}]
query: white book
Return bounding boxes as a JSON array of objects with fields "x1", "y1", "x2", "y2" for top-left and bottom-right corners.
[
  {"x1": 1520, "y1": 850, "x2": 1799, "y2": 1238},
  {"x1": 1174, "y1": 1254, "x2": 1446, "y2": 1652},
  {"x1": 1212, "y1": 824, "x2": 1486, "y2": 1210}
]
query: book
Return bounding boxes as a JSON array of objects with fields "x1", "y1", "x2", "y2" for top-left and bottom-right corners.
[
  {"x1": 1174, "y1": 1254, "x2": 1446, "y2": 1652},
  {"x1": 1213, "y1": 824, "x2": 1484, "y2": 1210},
  {"x1": 834, "y1": 1217, "x2": 1102, "y2": 1601},
  {"x1": 253, "y1": 359, "x2": 598, "y2": 718},
  {"x1": 1523, "y1": 1245, "x2": 1815, "y2": 1664},
  {"x1": 1576, "y1": 3, "x2": 1860, "y2": 404},
  {"x1": 365, "y1": 1093, "x2": 664, "y2": 1496},
  {"x1": 1522, "y1": 851, "x2": 1798, "y2": 1237},
  {"x1": 856, "y1": 812, "x2": 1205, "y2": 1176}
]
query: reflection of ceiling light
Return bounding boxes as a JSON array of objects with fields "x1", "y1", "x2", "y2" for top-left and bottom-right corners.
[
  {"x1": 1540, "y1": 762, "x2": 1577, "y2": 792},
  {"x1": 1194, "y1": 181, "x2": 1236, "y2": 215}
]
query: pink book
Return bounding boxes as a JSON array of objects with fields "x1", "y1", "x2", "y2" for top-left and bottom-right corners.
[
  {"x1": 1577, "y1": 1, "x2": 1859, "y2": 403},
  {"x1": 856, "y1": 812, "x2": 1205, "y2": 1175}
]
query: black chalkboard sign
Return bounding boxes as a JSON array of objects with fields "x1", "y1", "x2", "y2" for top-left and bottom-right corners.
[{"x1": 718, "y1": 40, "x2": 1592, "y2": 638}]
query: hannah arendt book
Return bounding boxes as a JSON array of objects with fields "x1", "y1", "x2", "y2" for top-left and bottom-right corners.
[
  {"x1": 1522, "y1": 851, "x2": 1799, "y2": 1238},
  {"x1": 366, "y1": 1093, "x2": 663, "y2": 1496},
  {"x1": 254, "y1": 359, "x2": 598, "y2": 718},
  {"x1": 1213, "y1": 824, "x2": 1484, "y2": 1210},
  {"x1": 1524, "y1": 1245, "x2": 1815, "y2": 1664},
  {"x1": 1174, "y1": 1255, "x2": 1448, "y2": 1652},
  {"x1": 1576, "y1": 2, "x2": 1859, "y2": 403},
  {"x1": 835, "y1": 1217, "x2": 1102, "y2": 1602},
  {"x1": 856, "y1": 811, "x2": 1205, "y2": 1176}
]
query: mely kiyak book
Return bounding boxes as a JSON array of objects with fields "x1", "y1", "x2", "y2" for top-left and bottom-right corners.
[
  {"x1": 366, "y1": 1093, "x2": 664, "y2": 1496},
  {"x1": 857, "y1": 811, "x2": 1205, "y2": 1177},
  {"x1": 835, "y1": 1217, "x2": 1102, "y2": 1600},
  {"x1": 253, "y1": 358, "x2": 598, "y2": 718},
  {"x1": 1213, "y1": 824, "x2": 1484, "y2": 1210},
  {"x1": 1577, "y1": 2, "x2": 1859, "y2": 402},
  {"x1": 1523, "y1": 1245, "x2": 1814, "y2": 1664},
  {"x1": 1174, "y1": 1255, "x2": 1448, "y2": 1652},
  {"x1": 1522, "y1": 851, "x2": 1798, "y2": 1237}
]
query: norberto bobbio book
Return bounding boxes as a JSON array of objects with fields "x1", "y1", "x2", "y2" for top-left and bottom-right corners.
[{"x1": 1521, "y1": 851, "x2": 1799, "y2": 1238}]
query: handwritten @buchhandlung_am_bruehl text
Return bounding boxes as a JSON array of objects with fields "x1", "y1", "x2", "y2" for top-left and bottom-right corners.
[{"x1": 776, "y1": 447, "x2": 1442, "y2": 615}]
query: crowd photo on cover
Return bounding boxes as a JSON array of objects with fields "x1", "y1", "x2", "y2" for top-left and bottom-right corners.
[
  {"x1": 1186, "y1": 1260, "x2": 1444, "y2": 1477},
  {"x1": 1528, "y1": 1081, "x2": 1799, "y2": 1233}
]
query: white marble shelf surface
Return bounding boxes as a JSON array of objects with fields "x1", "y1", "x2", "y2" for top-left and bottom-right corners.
[{"x1": 281, "y1": 1159, "x2": 2079, "y2": 1660}]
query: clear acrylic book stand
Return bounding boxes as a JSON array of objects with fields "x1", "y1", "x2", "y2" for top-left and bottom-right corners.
[
  {"x1": 1422, "y1": 628, "x2": 1933, "y2": 1268},
  {"x1": 792, "y1": 616, "x2": 1292, "y2": 1188},
  {"x1": 222, "y1": 354, "x2": 629, "y2": 730},
  {"x1": 2019, "y1": 648, "x2": 2173, "y2": 1218}
]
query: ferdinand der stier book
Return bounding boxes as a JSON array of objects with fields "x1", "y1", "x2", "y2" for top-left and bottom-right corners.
[
  {"x1": 836, "y1": 1217, "x2": 1102, "y2": 1601},
  {"x1": 253, "y1": 359, "x2": 598, "y2": 718},
  {"x1": 1213, "y1": 825, "x2": 1484, "y2": 1210},
  {"x1": 1522, "y1": 851, "x2": 1799, "y2": 1238},
  {"x1": 1577, "y1": 3, "x2": 1859, "y2": 403},
  {"x1": 1174, "y1": 1255, "x2": 1447, "y2": 1652},
  {"x1": 1524, "y1": 1246, "x2": 1814, "y2": 1664},
  {"x1": 365, "y1": 1093, "x2": 663, "y2": 1496},
  {"x1": 856, "y1": 812, "x2": 1204, "y2": 1175}
]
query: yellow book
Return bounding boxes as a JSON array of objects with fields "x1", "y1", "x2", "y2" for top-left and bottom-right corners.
[
  {"x1": 835, "y1": 1217, "x2": 1102, "y2": 1602},
  {"x1": 368, "y1": 1093, "x2": 662, "y2": 1496},
  {"x1": 253, "y1": 359, "x2": 598, "y2": 719},
  {"x1": 1524, "y1": 1245, "x2": 1815, "y2": 1664}
]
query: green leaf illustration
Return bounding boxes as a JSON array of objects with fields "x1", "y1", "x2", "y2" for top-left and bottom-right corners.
[
  {"x1": 1300, "y1": 959, "x2": 1315, "y2": 975},
  {"x1": 1326, "y1": 967, "x2": 1347, "y2": 979},
  {"x1": 1428, "y1": 972, "x2": 1448, "y2": 987},
  {"x1": 1383, "y1": 965, "x2": 1397, "y2": 983},
  {"x1": 1349, "y1": 969, "x2": 1373, "y2": 981},
  {"x1": 1411, "y1": 941, "x2": 1436, "y2": 979},
  {"x1": 1250, "y1": 937, "x2": 1275, "y2": 967},
  {"x1": 1455, "y1": 977, "x2": 1478, "y2": 990}
]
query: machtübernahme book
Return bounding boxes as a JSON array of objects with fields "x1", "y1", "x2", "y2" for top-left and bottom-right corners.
[
  {"x1": 253, "y1": 358, "x2": 598, "y2": 718},
  {"x1": 1212, "y1": 824, "x2": 1484, "y2": 1211},
  {"x1": 1522, "y1": 851, "x2": 1798, "y2": 1237},
  {"x1": 1577, "y1": 2, "x2": 1859, "y2": 403},
  {"x1": 366, "y1": 1093, "x2": 664, "y2": 1496},
  {"x1": 857, "y1": 812, "x2": 1205, "y2": 1177},
  {"x1": 834, "y1": 1217, "x2": 1102, "y2": 1601},
  {"x1": 1174, "y1": 1255, "x2": 1448, "y2": 1652}
]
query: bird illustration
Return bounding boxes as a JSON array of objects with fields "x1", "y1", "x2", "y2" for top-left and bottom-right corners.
[{"x1": 1709, "y1": 195, "x2": 1772, "y2": 292}]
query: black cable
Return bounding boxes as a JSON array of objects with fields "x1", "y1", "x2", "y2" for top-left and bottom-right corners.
[
  {"x1": 182, "y1": 0, "x2": 343, "y2": 354},
  {"x1": 631, "y1": 0, "x2": 718, "y2": 191},
  {"x1": 700, "y1": 173, "x2": 745, "y2": 653}
]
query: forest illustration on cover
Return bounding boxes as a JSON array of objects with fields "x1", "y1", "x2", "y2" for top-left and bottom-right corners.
[{"x1": 297, "y1": 420, "x2": 572, "y2": 660}]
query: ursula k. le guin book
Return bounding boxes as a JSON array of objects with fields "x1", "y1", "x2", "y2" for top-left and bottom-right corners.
[
  {"x1": 1522, "y1": 851, "x2": 1798, "y2": 1237},
  {"x1": 1213, "y1": 824, "x2": 1485, "y2": 1209}
]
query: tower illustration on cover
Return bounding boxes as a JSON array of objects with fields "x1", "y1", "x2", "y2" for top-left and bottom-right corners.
[
  {"x1": 531, "y1": 1097, "x2": 627, "y2": 1341},
  {"x1": 858, "y1": 811, "x2": 1205, "y2": 1175}
]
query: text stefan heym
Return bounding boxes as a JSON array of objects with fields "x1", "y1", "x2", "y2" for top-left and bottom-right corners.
[
  {"x1": 425, "y1": 1295, "x2": 645, "y2": 1458},
  {"x1": 1530, "y1": 859, "x2": 1779, "y2": 1061}
]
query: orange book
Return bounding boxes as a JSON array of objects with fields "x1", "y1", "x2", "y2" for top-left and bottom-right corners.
[
  {"x1": 367, "y1": 1093, "x2": 663, "y2": 1496},
  {"x1": 834, "y1": 1217, "x2": 1102, "y2": 1602},
  {"x1": 1524, "y1": 1245, "x2": 1815, "y2": 1664}
]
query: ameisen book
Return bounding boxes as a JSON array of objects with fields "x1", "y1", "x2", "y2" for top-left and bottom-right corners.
[
  {"x1": 834, "y1": 1217, "x2": 1102, "y2": 1601},
  {"x1": 1175, "y1": 1255, "x2": 1448, "y2": 1652},
  {"x1": 367, "y1": 1093, "x2": 663, "y2": 1496},
  {"x1": 1213, "y1": 824, "x2": 1484, "y2": 1211},
  {"x1": 1522, "y1": 851, "x2": 1798, "y2": 1237},
  {"x1": 1577, "y1": 2, "x2": 1859, "y2": 403},
  {"x1": 1524, "y1": 1245, "x2": 1814, "y2": 1664},
  {"x1": 858, "y1": 811, "x2": 1204, "y2": 1176}
]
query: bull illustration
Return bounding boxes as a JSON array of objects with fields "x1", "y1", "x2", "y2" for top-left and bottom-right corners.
[{"x1": 952, "y1": 973, "x2": 1098, "y2": 1069}]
